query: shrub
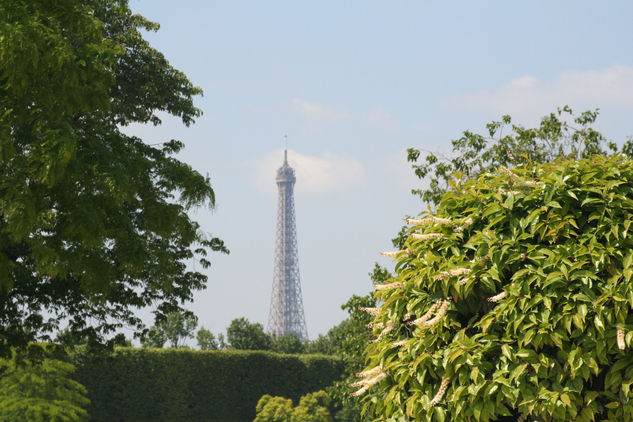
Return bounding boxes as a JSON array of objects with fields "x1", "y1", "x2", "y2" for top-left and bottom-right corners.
[
  {"x1": 255, "y1": 391, "x2": 333, "y2": 422},
  {"x1": 0, "y1": 358, "x2": 89, "y2": 422},
  {"x1": 72, "y1": 347, "x2": 343, "y2": 422},
  {"x1": 360, "y1": 156, "x2": 633, "y2": 421}
]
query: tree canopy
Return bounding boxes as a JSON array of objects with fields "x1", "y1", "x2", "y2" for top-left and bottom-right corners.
[
  {"x1": 360, "y1": 155, "x2": 633, "y2": 420},
  {"x1": 254, "y1": 391, "x2": 333, "y2": 422},
  {"x1": 226, "y1": 317, "x2": 272, "y2": 351},
  {"x1": 0, "y1": 0, "x2": 227, "y2": 355},
  {"x1": 407, "y1": 107, "x2": 630, "y2": 206},
  {"x1": 196, "y1": 327, "x2": 219, "y2": 351},
  {"x1": 0, "y1": 357, "x2": 89, "y2": 422},
  {"x1": 141, "y1": 311, "x2": 198, "y2": 349}
]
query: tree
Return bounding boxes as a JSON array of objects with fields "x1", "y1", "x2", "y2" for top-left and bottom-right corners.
[
  {"x1": 216, "y1": 333, "x2": 228, "y2": 350},
  {"x1": 271, "y1": 334, "x2": 305, "y2": 354},
  {"x1": 196, "y1": 327, "x2": 218, "y2": 351},
  {"x1": 226, "y1": 317, "x2": 272, "y2": 350},
  {"x1": 407, "y1": 107, "x2": 625, "y2": 206},
  {"x1": 292, "y1": 391, "x2": 334, "y2": 422},
  {"x1": 325, "y1": 266, "x2": 381, "y2": 422},
  {"x1": 254, "y1": 395, "x2": 293, "y2": 422},
  {"x1": 0, "y1": 357, "x2": 90, "y2": 421},
  {"x1": 141, "y1": 311, "x2": 197, "y2": 348},
  {"x1": 359, "y1": 155, "x2": 633, "y2": 421},
  {"x1": 0, "y1": 0, "x2": 227, "y2": 355},
  {"x1": 56, "y1": 328, "x2": 130, "y2": 347},
  {"x1": 141, "y1": 325, "x2": 167, "y2": 349},
  {"x1": 254, "y1": 391, "x2": 333, "y2": 422}
]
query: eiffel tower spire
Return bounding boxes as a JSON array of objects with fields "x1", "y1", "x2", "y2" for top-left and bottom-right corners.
[{"x1": 267, "y1": 137, "x2": 308, "y2": 340}]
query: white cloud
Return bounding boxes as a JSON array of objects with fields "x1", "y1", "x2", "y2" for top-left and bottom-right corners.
[
  {"x1": 290, "y1": 98, "x2": 350, "y2": 122},
  {"x1": 251, "y1": 149, "x2": 366, "y2": 196},
  {"x1": 443, "y1": 65, "x2": 633, "y2": 120},
  {"x1": 289, "y1": 98, "x2": 398, "y2": 129}
]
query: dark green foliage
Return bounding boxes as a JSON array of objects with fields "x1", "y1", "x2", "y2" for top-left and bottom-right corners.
[
  {"x1": 319, "y1": 266, "x2": 383, "y2": 421},
  {"x1": 72, "y1": 347, "x2": 344, "y2": 422},
  {"x1": 226, "y1": 317, "x2": 272, "y2": 350},
  {"x1": 271, "y1": 334, "x2": 305, "y2": 354},
  {"x1": 0, "y1": 0, "x2": 227, "y2": 356},
  {"x1": 362, "y1": 156, "x2": 633, "y2": 421},
  {"x1": 196, "y1": 327, "x2": 218, "y2": 350},
  {"x1": 0, "y1": 358, "x2": 89, "y2": 422},
  {"x1": 141, "y1": 325, "x2": 167, "y2": 348},
  {"x1": 292, "y1": 391, "x2": 334, "y2": 421},
  {"x1": 255, "y1": 391, "x2": 333, "y2": 422},
  {"x1": 141, "y1": 311, "x2": 198, "y2": 348}
]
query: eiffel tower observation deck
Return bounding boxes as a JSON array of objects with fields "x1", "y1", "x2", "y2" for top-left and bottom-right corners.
[{"x1": 267, "y1": 138, "x2": 308, "y2": 341}]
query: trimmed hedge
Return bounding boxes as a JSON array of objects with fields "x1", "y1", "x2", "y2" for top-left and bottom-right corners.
[{"x1": 71, "y1": 348, "x2": 344, "y2": 422}]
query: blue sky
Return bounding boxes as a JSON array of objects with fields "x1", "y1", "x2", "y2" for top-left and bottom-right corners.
[{"x1": 125, "y1": 0, "x2": 633, "y2": 340}]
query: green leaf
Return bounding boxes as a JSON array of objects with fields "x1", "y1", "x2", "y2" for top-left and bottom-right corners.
[
  {"x1": 502, "y1": 344, "x2": 512, "y2": 360},
  {"x1": 560, "y1": 393, "x2": 572, "y2": 407},
  {"x1": 594, "y1": 314, "x2": 605, "y2": 333}
]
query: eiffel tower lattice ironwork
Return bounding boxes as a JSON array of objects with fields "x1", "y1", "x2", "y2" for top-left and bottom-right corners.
[{"x1": 267, "y1": 139, "x2": 308, "y2": 341}]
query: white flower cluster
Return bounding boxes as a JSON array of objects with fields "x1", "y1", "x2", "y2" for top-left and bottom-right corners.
[
  {"x1": 410, "y1": 233, "x2": 444, "y2": 241},
  {"x1": 487, "y1": 291, "x2": 507, "y2": 302},
  {"x1": 359, "y1": 306, "x2": 381, "y2": 316},
  {"x1": 406, "y1": 215, "x2": 473, "y2": 233},
  {"x1": 617, "y1": 327, "x2": 626, "y2": 350},
  {"x1": 428, "y1": 377, "x2": 450, "y2": 407},
  {"x1": 373, "y1": 282, "x2": 404, "y2": 291},
  {"x1": 379, "y1": 250, "x2": 409, "y2": 258},
  {"x1": 372, "y1": 321, "x2": 395, "y2": 343},
  {"x1": 350, "y1": 366, "x2": 386, "y2": 396},
  {"x1": 408, "y1": 299, "x2": 449, "y2": 328},
  {"x1": 433, "y1": 267, "x2": 471, "y2": 281},
  {"x1": 405, "y1": 216, "x2": 452, "y2": 226}
]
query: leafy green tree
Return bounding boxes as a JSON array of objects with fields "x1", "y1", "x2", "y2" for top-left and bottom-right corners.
[
  {"x1": 196, "y1": 327, "x2": 218, "y2": 350},
  {"x1": 56, "y1": 328, "x2": 131, "y2": 347},
  {"x1": 226, "y1": 317, "x2": 272, "y2": 350},
  {"x1": 299, "y1": 265, "x2": 384, "y2": 421},
  {"x1": 271, "y1": 334, "x2": 305, "y2": 354},
  {"x1": 407, "y1": 107, "x2": 626, "y2": 206},
  {"x1": 56, "y1": 329, "x2": 91, "y2": 347},
  {"x1": 141, "y1": 325, "x2": 167, "y2": 348},
  {"x1": 325, "y1": 266, "x2": 382, "y2": 422},
  {"x1": 142, "y1": 311, "x2": 197, "y2": 348},
  {"x1": 0, "y1": 0, "x2": 227, "y2": 355},
  {"x1": 360, "y1": 155, "x2": 633, "y2": 421},
  {"x1": 255, "y1": 391, "x2": 333, "y2": 422},
  {"x1": 354, "y1": 109, "x2": 633, "y2": 420},
  {"x1": 254, "y1": 395, "x2": 293, "y2": 422},
  {"x1": 0, "y1": 358, "x2": 89, "y2": 422},
  {"x1": 292, "y1": 391, "x2": 333, "y2": 422},
  {"x1": 305, "y1": 333, "x2": 337, "y2": 355},
  {"x1": 217, "y1": 333, "x2": 228, "y2": 350}
]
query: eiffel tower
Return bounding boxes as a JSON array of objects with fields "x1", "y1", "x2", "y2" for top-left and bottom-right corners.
[{"x1": 266, "y1": 137, "x2": 308, "y2": 341}]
